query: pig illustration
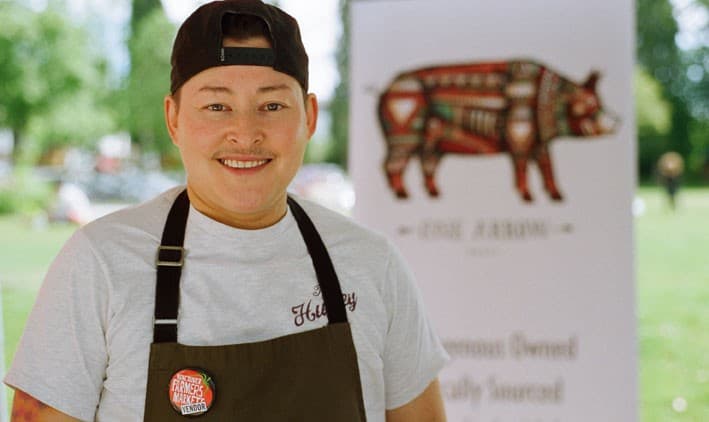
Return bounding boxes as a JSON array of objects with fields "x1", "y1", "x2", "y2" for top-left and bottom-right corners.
[{"x1": 377, "y1": 60, "x2": 619, "y2": 201}]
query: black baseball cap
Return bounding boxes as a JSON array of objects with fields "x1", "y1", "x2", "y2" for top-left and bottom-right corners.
[{"x1": 170, "y1": 0, "x2": 309, "y2": 94}]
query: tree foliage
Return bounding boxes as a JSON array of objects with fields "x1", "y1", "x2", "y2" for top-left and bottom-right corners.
[
  {"x1": 635, "y1": 66, "x2": 673, "y2": 178},
  {"x1": 130, "y1": 0, "x2": 162, "y2": 36},
  {"x1": 636, "y1": 67, "x2": 672, "y2": 136},
  {"x1": 123, "y1": 7, "x2": 177, "y2": 164},
  {"x1": 0, "y1": 3, "x2": 33, "y2": 155},
  {"x1": 636, "y1": 0, "x2": 709, "y2": 181},
  {"x1": 0, "y1": 2, "x2": 115, "y2": 164},
  {"x1": 327, "y1": 0, "x2": 350, "y2": 168}
]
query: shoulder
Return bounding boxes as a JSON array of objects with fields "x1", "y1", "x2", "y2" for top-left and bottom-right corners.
[
  {"x1": 292, "y1": 196, "x2": 410, "y2": 300},
  {"x1": 55, "y1": 186, "x2": 185, "y2": 277},
  {"x1": 293, "y1": 196, "x2": 394, "y2": 256},
  {"x1": 79, "y1": 186, "x2": 183, "y2": 244}
]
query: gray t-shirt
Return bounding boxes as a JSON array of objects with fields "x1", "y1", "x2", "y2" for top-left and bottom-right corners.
[{"x1": 5, "y1": 187, "x2": 448, "y2": 421}]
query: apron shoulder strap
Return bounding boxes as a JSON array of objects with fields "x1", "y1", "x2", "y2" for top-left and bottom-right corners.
[
  {"x1": 154, "y1": 189, "x2": 189, "y2": 343},
  {"x1": 287, "y1": 196, "x2": 348, "y2": 324}
]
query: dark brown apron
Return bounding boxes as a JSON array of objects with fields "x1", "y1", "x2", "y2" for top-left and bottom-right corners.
[{"x1": 143, "y1": 190, "x2": 367, "y2": 421}]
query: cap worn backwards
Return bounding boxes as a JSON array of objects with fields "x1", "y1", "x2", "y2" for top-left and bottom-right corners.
[{"x1": 170, "y1": 0, "x2": 309, "y2": 94}]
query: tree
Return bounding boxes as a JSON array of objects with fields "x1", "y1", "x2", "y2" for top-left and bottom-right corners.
[
  {"x1": 327, "y1": 0, "x2": 350, "y2": 168},
  {"x1": 130, "y1": 0, "x2": 163, "y2": 36},
  {"x1": 635, "y1": 66, "x2": 673, "y2": 178},
  {"x1": 0, "y1": 3, "x2": 33, "y2": 162},
  {"x1": 0, "y1": 2, "x2": 116, "y2": 164},
  {"x1": 123, "y1": 7, "x2": 177, "y2": 165},
  {"x1": 636, "y1": 0, "x2": 708, "y2": 181}
]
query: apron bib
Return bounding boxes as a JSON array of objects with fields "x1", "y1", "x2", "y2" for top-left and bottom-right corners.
[{"x1": 143, "y1": 190, "x2": 367, "y2": 421}]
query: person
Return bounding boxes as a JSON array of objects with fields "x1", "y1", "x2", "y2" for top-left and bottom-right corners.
[
  {"x1": 657, "y1": 151, "x2": 684, "y2": 210},
  {"x1": 47, "y1": 180, "x2": 92, "y2": 225},
  {"x1": 4, "y1": 1, "x2": 449, "y2": 421}
]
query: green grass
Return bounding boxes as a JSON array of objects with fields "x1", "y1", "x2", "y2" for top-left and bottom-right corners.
[
  {"x1": 636, "y1": 187, "x2": 709, "y2": 421},
  {"x1": 0, "y1": 188, "x2": 708, "y2": 420}
]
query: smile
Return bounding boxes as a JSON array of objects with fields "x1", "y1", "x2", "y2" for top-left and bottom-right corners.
[{"x1": 220, "y1": 159, "x2": 270, "y2": 169}]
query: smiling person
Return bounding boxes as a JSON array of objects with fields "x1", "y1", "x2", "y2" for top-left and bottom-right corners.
[{"x1": 4, "y1": 1, "x2": 448, "y2": 421}]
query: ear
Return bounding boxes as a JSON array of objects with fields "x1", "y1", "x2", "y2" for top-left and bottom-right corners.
[
  {"x1": 583, "y1": 71, "x2": 600, "y2": 91},
  {"x1": 164, "y1": 94, "x2": 180, "y2": 146},
  {"x1": 305, "y1": 93, "x2": 319, "y2": 139}
]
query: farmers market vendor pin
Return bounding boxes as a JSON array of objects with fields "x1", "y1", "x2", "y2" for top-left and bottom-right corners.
[{"x1": 168, "y1": 368, "x2": 216, "y2": 416}]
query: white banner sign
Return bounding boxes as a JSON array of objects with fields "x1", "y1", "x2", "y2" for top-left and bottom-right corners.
[{"x1": 350, "y1": 0, "x2": 636, "y2": 420}]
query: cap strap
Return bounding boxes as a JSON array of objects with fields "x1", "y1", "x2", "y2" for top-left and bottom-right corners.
[{"x1": 220, "y1": 47, "x2": 275, "y2": 66}]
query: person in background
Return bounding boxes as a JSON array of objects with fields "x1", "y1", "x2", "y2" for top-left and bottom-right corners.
[
  {"x1": 4, "y1": 0, "x2": 449, "y2": 420},
  {"x1": 657, "y1": 151, "x2": 684, "y2": 210},
  {"x1": 47, "y1": 180, "x2": 92, "y2": 225}
]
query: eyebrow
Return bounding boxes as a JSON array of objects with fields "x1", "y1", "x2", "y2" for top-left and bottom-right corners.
[
  {"x1": 257, "y1": 84, "x2": 291, "y2": 94},
  {"x1": 198, "y1": 86, "x2": 233, "y2": 95},
  {"x1": 197, "y1": 84, "x2": 291, "y2": 95}
]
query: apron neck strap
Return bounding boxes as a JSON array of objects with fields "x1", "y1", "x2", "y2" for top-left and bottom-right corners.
[
  {"x1": 153, "y1": 190, "x2": 348, "y2": 343},
  {"x1": 287, "y1": 196, "x2": 348, "y2": 326},
  {"x1": 154, "y1": 189, "x2": 189, "y2": 343}
]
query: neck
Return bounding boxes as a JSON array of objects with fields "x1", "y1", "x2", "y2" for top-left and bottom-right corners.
[{"x1": 185, "y1": 186, "x2": 288, "y2": 230}]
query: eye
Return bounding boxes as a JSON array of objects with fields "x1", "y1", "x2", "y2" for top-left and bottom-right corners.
[
  {"x1": 206, "y1": 104, "x2": 227, "y2": 112},
  {"x1": 263, "y1": 103, "x2": 284, "y2": 112}
]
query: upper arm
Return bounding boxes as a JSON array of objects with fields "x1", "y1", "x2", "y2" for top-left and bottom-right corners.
[
  {"x1": 385, "y1": 379, "x2": 446, "y2": 422},
  {"x1": 11, "y1": 389, "x2": 82, "y2": 422},
  {"x1": 5, "y1": 230, "x2": 109, "y2": 420},
  {"x1": 382, "y1": 244, "x2": 449, "y2": 408}
]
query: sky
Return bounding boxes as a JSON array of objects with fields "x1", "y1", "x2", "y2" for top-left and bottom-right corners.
[{"x1": 670, "y1": 0, "x2": 709, "y2": 51}]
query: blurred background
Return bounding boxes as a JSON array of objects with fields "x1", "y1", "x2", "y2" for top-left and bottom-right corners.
[{"x1": 0, "y1": 0, "x2": 707, "y2": 420}]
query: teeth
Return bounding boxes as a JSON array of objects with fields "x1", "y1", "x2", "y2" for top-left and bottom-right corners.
[{"x1": 221, "y1": 159, "x2": 268, "y2": 169}]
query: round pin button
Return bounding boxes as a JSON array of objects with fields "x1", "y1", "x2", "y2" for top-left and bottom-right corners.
[{"x1": 168, "y1": 368, "x2": 215, "y2": 416}]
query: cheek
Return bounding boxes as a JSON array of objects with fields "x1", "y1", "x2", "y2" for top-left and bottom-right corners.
[
  {"x1": 273, "y1": 118, "x2": 309, "y2": 149},
  {"x1": 177, "y1": 116, "x2": 223, "y2": 151}
]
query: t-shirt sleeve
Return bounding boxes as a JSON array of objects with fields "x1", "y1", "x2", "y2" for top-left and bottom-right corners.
[
  {"x1": 381, "y1": 242, "x2": 449, "y2": 410},
  {"x1": 4, "y1": 229, "x2": 109, "y2": 422}
]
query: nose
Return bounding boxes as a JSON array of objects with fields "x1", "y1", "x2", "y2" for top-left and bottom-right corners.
[{"x1": 225, "y1": 112, "x2": 264, "y2": 145}]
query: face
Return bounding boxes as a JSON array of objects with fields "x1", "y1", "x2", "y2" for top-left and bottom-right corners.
[{"x1": 165, "y1": 36, "x2": 318, "y2": 229}]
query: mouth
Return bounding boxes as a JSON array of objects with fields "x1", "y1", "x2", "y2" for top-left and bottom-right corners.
[{"x1": 219, "y1": 158, "x2": 271, "y2": 170}]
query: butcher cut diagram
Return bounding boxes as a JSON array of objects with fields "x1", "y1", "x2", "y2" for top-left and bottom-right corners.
[{"x1": 377, "y1": 60, "x2": 620, "y2": 202}]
